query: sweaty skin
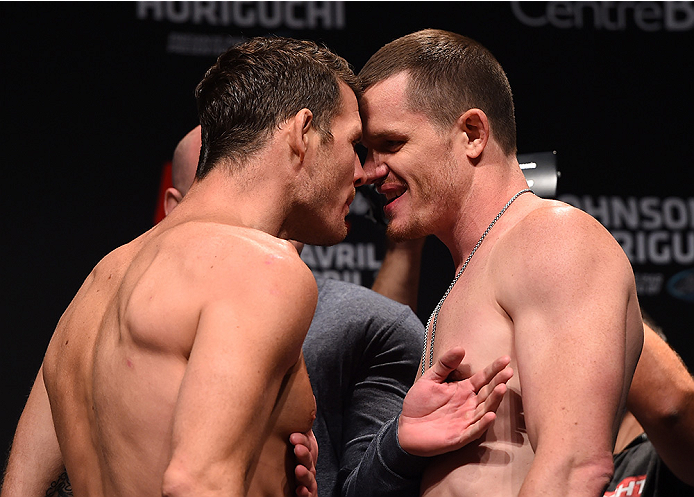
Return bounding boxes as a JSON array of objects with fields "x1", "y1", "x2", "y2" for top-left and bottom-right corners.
[
  {"x1": 4, "y1": 77, "x2": 364, "y2": 497},
  {"x1": 42, "y1": 221, "x2": 317, "y2": 497},
  {"x1": 419, "y1": 201, "x2": 643, "y2": 497}
]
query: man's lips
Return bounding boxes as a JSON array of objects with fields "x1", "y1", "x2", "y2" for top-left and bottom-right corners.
[
  {"x1": 343, "y1": 190, "x2": 356, "y2": 217},
  {"x1": 377, "y1": 183, "x2": 406, "y2": 205}
]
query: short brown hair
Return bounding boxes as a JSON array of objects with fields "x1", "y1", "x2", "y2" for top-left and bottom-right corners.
[
  {"x1": 195, "y1": 36, "x2": 359, "y2": 178},
  {"x1": 359, "y1": 29, "x2": 517, "y2": 156}
]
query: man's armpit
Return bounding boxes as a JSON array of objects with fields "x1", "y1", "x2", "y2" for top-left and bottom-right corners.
[{"x1": 45, "y1": 471, "x2": 71, "y2": 497}]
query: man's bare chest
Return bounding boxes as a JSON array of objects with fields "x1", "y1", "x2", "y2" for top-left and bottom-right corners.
[{"x1": 426, "y1": 279, "x2": 515, "y2": 374}]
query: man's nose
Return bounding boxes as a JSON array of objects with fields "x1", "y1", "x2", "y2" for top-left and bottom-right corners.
[
  {"x1": 361, "y1": 149, "x2": 389, "y2": 185},
  {"x1": 353, "y1": 152, "x2": 368, "y2": 187}
]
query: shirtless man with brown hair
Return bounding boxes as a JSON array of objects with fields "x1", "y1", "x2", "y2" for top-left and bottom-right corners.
[
  {"x1": 358, "y1": 29, "x2": 644, "y2": 496},
  {"x1": 4, "y1": 36, "x2": 364, "y2": 497}
]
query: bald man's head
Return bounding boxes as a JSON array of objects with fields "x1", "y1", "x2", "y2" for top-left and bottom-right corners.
[
  {"x1": 172, "y1": 125, "x2": 202, "y2": 196},
  {"x1": 165, "y1": 125, "x2": 202, "y2": 216},
  {"x1": 165, "y1": 125, "x2": 304, "y2": 255}
]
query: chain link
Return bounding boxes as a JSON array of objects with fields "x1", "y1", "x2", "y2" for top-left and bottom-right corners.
[{"x1": 421, "y1": 188, "x2": 532, "y2": 375}]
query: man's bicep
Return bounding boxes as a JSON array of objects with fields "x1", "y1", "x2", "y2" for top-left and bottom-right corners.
[
  {"x1": 508, "y1": 233, "x2": 634, "y2": 453},
  {"x1": 514, "y1": 314, "x2": 625, "y2": 452},
  {"x1": 166, "y1": 270, "x2": 317, "y2": 487}
]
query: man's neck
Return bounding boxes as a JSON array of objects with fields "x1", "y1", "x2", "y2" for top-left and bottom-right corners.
[
  {"x1": 169, "y1": 168, "x2": 291, "y2": 238},
  {"x1": 439, "y1": 171, "x2": 530, "y2": 266}
]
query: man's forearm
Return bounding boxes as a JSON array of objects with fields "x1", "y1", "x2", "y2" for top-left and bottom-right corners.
[
  {"x1": 45, "y1": 470, "x2": 72, "y2": 497},
  {"x1": 628, "y1": 325, "x2": 694, "y2": 485},
  {"x1": 371, "y1": 238, "x2": 426, "y2": 312}
]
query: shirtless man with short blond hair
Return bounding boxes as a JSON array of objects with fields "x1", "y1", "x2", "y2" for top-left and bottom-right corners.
[{"x1": 358, "y1": 29, "x2": 644, "y2": 496}]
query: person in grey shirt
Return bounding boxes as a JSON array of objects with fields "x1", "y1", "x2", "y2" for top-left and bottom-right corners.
[{"x1": 303, "y1": 275, "x2": 425, "y2": 496}]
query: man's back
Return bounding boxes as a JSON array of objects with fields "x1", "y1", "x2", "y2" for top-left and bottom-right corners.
[
  {"x1": 2, "y1": 34, "x2": 369, "y2": 497},
  {"x1": 43, "y1": 219, "x2": 317, "y2": 496},
  {"x1": 421, "y1": 197, "x2": 643, "y2": 496}
]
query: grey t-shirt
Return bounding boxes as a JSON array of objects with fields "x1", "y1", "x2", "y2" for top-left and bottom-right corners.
[{"x1": 303, "y1": 277, "x2": 428, "y2": 497}]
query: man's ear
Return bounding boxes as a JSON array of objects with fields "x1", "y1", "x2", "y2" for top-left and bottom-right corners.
[
  {"x1": 286, "y1": 108, "x2": 314, "y2": 163},
  {"x1": 163, "y1": 187, "x2": 184, "y2": 217},
  {"x1": 456, "y1": 109, "x2": 489, "y2": 160}
]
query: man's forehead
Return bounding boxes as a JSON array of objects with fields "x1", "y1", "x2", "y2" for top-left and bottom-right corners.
[
  {"x1": 360, "y1": 73, "x2": 416, "y2": 139},
  {"x1": 338, "y1": 82, "x2": 362, "y2": 135},
  {"x1": 361, "y1": 73, "x2": 409, "y2": 112}
]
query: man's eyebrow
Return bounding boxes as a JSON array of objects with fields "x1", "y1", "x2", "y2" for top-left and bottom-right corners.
[
  {"x1": 363, "y1": 129, "x2": 389, "y2": 139},
  {"x1": 364, "y1": 129, "x2": 404, "y2": 141}
]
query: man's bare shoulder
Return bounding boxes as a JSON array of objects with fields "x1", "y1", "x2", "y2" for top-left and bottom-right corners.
[
  {"x1": 148, "y1": 222, "x2": 317, "y2": 364},
  {"x1": 500, "y1": 198, "x2": 623, "y2": 257},
  {"x1": 121, "y1": 222, "x2": 317, "y2": 333},
  {"x1": 77, "y1": 222, "x2": 317, "y2": 360},
  {"x1": 492, "y1": 198, "x2": 634, "y2": 302},
  {"x1": 159, "y1": 221, "x2": 311, "y2": 283}
]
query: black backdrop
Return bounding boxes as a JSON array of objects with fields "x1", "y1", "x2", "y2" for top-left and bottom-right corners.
[{"x1": 2, "y1": 1, "x2": 693, "y2": 463}]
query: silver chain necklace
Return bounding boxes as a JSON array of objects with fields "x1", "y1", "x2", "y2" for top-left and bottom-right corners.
[{"x1": 421, "y1": 188, "x2": 532, "y2": 375}]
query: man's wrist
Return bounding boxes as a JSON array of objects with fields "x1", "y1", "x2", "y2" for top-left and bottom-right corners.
[{"x1": 377, "y1": 416, "x2": 428, "y2": 478}]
